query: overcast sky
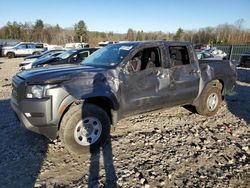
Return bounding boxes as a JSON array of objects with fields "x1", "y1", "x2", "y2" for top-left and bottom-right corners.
[{"x1": 0, "y1": 0, "x2": 249, "y2": 33}]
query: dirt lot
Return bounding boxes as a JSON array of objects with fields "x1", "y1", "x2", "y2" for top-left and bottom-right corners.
[{"x1": 0, "y1": 57, "x2": 249, "y2": 188}]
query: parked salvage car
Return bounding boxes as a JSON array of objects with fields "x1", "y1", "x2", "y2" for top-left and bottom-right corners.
[
  {"x1": 31, "y1": 48, "x2": 98, "y2": 68},
  {"x1": 1, "y1": 42, "x2": 45, "y2": 58},
  {"x1": 19, "y1": 50, "x2": 66, "y2": 70},
  {"x1": 196, "y1": 51, "x2": 225, "y2": 60},
  {"x1": 204, "y1": 48, "x2": 227, "y2": 59},
  {"x1": 196, "y1": 51, "x2": 214, "y2": 60},
  {"x1": 11, "y1": 41, "x2": 236, "y2": 155},
  {"x1": 64, "y1": 43, "x2": 89, "y2": 50},
  {"x1": 97, "y1": 41, "x2": 117, "y2": 48},
  {"x1": 239, "y1": 52, "x2": 250, "y2": 68}
]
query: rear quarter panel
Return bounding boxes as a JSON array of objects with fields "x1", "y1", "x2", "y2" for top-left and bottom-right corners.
[{"x1": 198, "y1": 60, "x2": 236, "y2": 95}]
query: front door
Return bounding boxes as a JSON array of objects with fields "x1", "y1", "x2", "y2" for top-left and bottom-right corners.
[
  {"x1": 120, "y1": 46, "x2": 172, "y2": 117},
  {"x1": 15, "y1": 44, "x2": 28, "y2": 56}
]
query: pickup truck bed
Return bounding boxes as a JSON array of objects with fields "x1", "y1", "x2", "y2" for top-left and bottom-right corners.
[{"x1": 199, "y1": 60, "x2": 236, "y2": 94}]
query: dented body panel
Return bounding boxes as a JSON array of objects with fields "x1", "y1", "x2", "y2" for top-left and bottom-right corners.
[{"x1": 11, "y1": 41, "x2": 236, "y2": 139}]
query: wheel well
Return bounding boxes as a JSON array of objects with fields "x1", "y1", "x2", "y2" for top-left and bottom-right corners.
[
  {"x1": 85, "y1": 97, "x2": 114, "y2": 123},
  {"x1": 58, "y1": 97, "x2": 114, "y2": 131},
  {"x1": 211, "y1": 80, "x2": 223, "y2": 91},
  {"x1": 7, "y1": 52, "x2": 14, "y2": 55},
  {"x1": 209, "y1": 79, "x2": 224, "y2": 98},
  {"x1": 57, "y1": 102, "x2": 74, "y2": 131}
]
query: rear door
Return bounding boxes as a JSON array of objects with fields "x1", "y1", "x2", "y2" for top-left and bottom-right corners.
[
  {"x1": 27, "y1": 44, "x2": 35, "y2": 55},
  {"x1": 167, "y1": 45, "x2": 200, "y2": 105}
]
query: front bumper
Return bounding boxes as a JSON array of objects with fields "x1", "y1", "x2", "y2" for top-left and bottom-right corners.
[
  {"x1": 2, "y1": 50, "x2": 9, "y2": 56},
  {"x1": 11, "y1": 79, "x2": 74, "y2": 140},
  {"x1": 11, "y1": 98, "x2": 58, "y2": 140}
]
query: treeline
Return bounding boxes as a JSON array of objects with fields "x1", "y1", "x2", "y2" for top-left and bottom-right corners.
[
  {"x1": 125, "y1": 19, "x2": 250, "y2": 45},
  {"x1": 0, "y1": 20, "x2": 77, "y2": 45},
  {"x1": 0, "y1": 19, "x2": 249, "y2": 46}
]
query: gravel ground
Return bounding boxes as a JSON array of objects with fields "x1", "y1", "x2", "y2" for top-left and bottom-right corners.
[{"x1": 0, "y1": 57, "x2": 249, "y2": 188}]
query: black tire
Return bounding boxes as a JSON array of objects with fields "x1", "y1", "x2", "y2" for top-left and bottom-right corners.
[
  {"x1": 195, "y1": 83, "x2": 222, "y2": 116},
  {"x1": 59, "y1": 103, "x2": 110, "y2": 155},
  {"x1": 7, "y1": 52, "x2": 15, "y2": 58}
]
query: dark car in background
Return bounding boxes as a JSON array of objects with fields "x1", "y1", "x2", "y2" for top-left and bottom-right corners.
[
  {"x1": 24, "y1": 49, "x2": 65, "y2": 61},
  {"x1": 239, "y1": 52, "x2": 250, "y2": 68},
  {"x1": 20, "y1": 49, "x2": 66, "y2": 70},
  {"x1": 32, "y1": 48, "x2": 98, "y2": 68}
]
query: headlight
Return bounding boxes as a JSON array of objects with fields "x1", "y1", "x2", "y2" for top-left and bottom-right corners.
[
  {"x1": 26, "y1": 85, "x2": 45, "y2": 99},
  {"x1": 26, "y1": 85, "x2": 57, "y2": 99}
]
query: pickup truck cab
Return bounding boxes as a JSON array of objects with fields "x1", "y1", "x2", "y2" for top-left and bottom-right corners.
[
  {"x1": 11, "y1": 41, "x2": 236, "y2": 154},
  {"x1": 2, "y1": 42, "x2": 44, "y2": 58}
]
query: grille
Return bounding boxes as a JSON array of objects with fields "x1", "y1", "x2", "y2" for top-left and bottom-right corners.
[{"x1": 11, "y1": 76, "x2": 25, "y2": 105}]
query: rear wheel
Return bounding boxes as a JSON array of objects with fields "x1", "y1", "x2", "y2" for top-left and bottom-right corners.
[
  {"x1": 7, "y1": 52, "x2": 15, "y2": 58},
  {"x1": 59, "y1": 103, "x2": 110, "y2": 155},
  {"x1": 195, "y1": 82, "x2": 222, "y2": 116}
]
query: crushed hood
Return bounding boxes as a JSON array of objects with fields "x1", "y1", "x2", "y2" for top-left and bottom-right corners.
[{"x1": 16, "y1": 64, "x2": 107, "y2": 85}]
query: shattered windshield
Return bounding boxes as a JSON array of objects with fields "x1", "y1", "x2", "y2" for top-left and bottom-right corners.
[{"x1": 81, "y1": 43, "x2": 135, "y2": 67}]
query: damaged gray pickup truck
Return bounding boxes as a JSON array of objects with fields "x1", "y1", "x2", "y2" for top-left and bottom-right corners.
[{"x1": 11, "y1": 41, "x2": 236, "y2": 154}]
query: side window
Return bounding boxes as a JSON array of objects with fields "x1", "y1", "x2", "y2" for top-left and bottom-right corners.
[
  {"x1": 78, "y1": 51, "x2": 89, "y2": 60},
  {"x1": 129, "y1": 47, "x2": 161, "y2": 72},
  {"x1": 27, "y1": 44, "x2": 35, "y2": 49},
  {"x1": 169, "y1": 46, "x2": 190, "y2": 66},
  {"x1": 68, "y1": 54, "x2": 77, "y2": 63},
  {"x1": 16, "y1": 44, "x2": 27, "y2": 49},
  {"x1": 35, "y1": 44, "x2": 44, "y2": 48}
]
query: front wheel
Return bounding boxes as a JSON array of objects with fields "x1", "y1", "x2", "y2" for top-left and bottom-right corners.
[
  {"x1": 195, "y1": 84, "x2": 222, "y2": 116},
  {"x1": 7, "y1": 52, "x2": 15, "y2": 58},
  {"x1": 59, "y1": 103, "x2": 110, "y2": 155}
]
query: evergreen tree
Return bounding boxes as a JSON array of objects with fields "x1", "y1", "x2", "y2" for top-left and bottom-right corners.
[{"x1": 74, "y1": 20, "x2": 88, "y2": 42}]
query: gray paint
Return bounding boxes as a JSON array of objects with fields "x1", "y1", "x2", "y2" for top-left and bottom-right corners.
[{"x1": 11, "y1": 41, "x2": 236, "y2": 140}]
